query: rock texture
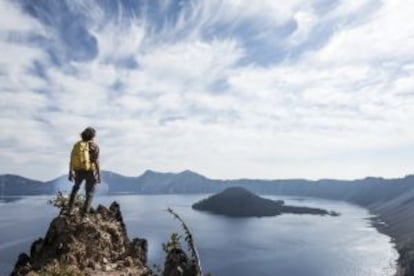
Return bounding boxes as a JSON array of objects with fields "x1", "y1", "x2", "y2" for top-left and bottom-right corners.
[{"x1": 11, "y1": 198, "x2": 149, "y2": 276}]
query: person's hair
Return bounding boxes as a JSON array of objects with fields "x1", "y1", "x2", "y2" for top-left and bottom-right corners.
[{"x1": 80, "y1": 127, "x2": 96, "y2": 141}]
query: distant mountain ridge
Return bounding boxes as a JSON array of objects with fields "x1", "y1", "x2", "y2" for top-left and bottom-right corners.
[
  {"x1": 1, "y1": 170, "x2": 414, "y2": 202},
  {"x1": 0, "y1": 174, "x2": 54, "y2": 195}
]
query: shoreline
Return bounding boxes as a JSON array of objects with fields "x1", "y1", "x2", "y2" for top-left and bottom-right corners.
[{"x1": 368, "y1": 214, "x2": 407, "y2": 276}]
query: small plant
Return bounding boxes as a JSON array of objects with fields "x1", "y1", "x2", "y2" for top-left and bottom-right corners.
[
  {"x1": 47, "y1": 191, "x2": 84, "y2": 214},
  {"x1": 162, "y1": 232, "x2": 182, "y2": 253},
  {"x1": 166, "y1": 208, "x2": 203, "y2": 276}
]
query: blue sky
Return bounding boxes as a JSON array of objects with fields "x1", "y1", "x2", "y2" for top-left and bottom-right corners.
[{"x1": 1, "y1": 0, "x2": 414, "y2": 181}]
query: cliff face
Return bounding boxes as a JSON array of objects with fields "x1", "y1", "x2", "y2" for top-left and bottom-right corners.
[
  {"x1": 368, "y1": 188, "x2": 414, "y2": 276},
  {"x1": 12, "y1": 196, "x2": 149, "y2": 276},
  {"x1": 397, "y1": 241, "x2": 414, "y2": 276}
]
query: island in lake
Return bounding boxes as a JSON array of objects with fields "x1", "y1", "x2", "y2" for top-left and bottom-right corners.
[{"x1": 192, "y1": 187, "x2": 339, "y2": 217}]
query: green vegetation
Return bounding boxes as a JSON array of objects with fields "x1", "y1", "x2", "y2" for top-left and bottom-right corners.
[{"x1": 47, "y1": 191, "x2": 83, "y2": 214}]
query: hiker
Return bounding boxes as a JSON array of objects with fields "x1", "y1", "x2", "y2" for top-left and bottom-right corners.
[{"x1": 67, "y1": 127, "x2": 101, "y2": 216}]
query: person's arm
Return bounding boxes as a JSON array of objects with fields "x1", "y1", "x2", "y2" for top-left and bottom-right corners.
[
  {"x1": 91, "y1": 142, "x2": 101, "y2": 183},
  {"x1": 95, "y1": 159, "x2": 101, "y2": 184},
  {"x1": 68, "y1": 147, "x2": 75, "y2": 182}
]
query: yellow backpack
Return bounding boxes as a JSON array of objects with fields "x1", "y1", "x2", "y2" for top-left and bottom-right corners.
[{"x1": 70, "y1": 141, "x2": 93, "y2": 171}]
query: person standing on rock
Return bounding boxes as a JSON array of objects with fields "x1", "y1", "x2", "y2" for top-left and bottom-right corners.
[{"x1": 67, "y1": 127, "x2": 101, "y2": 216}]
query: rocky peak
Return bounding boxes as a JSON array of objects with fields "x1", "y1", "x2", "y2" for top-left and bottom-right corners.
[{"x1": 12, "y1": 194, "x2": 149, "y2": 275}]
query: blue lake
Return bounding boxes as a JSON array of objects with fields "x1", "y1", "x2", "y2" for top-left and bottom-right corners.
[{"x1": 0, "y1": 194, "x2": 398, "y2": 275}]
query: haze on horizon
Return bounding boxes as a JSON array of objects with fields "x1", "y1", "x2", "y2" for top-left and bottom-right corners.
[{"x1": 1, "y1": 0, "x2": 414, "y2": 181}]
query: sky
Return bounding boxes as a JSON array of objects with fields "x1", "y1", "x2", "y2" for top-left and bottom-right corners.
[{"x1": 1, "y1": 0, "x2": 414, "y2": 181}]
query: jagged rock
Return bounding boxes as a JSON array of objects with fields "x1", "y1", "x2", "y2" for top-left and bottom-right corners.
[
  {"x1": 129, "y1": 238, "x2": 148, "y2": 265},
  {"x1": 11, "y1": 199, "x2": 150, "y2": 276},
  {"x1": 13, "y1": 253, "x2": 31, "y2": 275}
]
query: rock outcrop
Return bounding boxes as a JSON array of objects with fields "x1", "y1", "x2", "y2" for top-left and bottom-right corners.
[
  {"x1": 11, "y1": 195, "x2": 149, "y2": 276},
  {"x1": 193, "y1": 187, "x2": 338, "y2": 217}
]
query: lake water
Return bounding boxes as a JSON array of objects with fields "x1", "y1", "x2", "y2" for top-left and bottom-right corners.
[{"x1": 0, "y1": 194, "x2": 398, "y2": 275}]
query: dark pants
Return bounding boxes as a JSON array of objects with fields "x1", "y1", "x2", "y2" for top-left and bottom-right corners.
[{"x1": 68, "y1": 170, "x2": 97, "y2": 215}]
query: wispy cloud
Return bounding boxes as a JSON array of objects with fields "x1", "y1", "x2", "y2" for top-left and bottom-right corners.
[{"x1": 1, "y1": 0, "x2": 414, "y2": 180}]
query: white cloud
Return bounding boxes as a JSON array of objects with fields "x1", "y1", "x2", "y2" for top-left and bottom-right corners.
[
  {"x1": 0, "y1": 1, "x2": 44, "y2": 33},
  {"x1": 203, "y1": 0, "x2": 310, "y2": 26},
  {"x1": 0, "y1": 42, "x2": 48, "y2": 90},
  {"x1": 1, "y1": 0, "x2": 414, "y2": 180},
  {"x1": 288, "y1": 9, "x2": 318, "y2": 46},
  {"x1": 138, "y1": 39, "x2": 243, "y2": 92},
  {"x1": 92, "y1": 23, "x2": 145, "y2": 64},
  {"x1": 313, "y1": 1, "x2": 414, "y2": 64}
]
